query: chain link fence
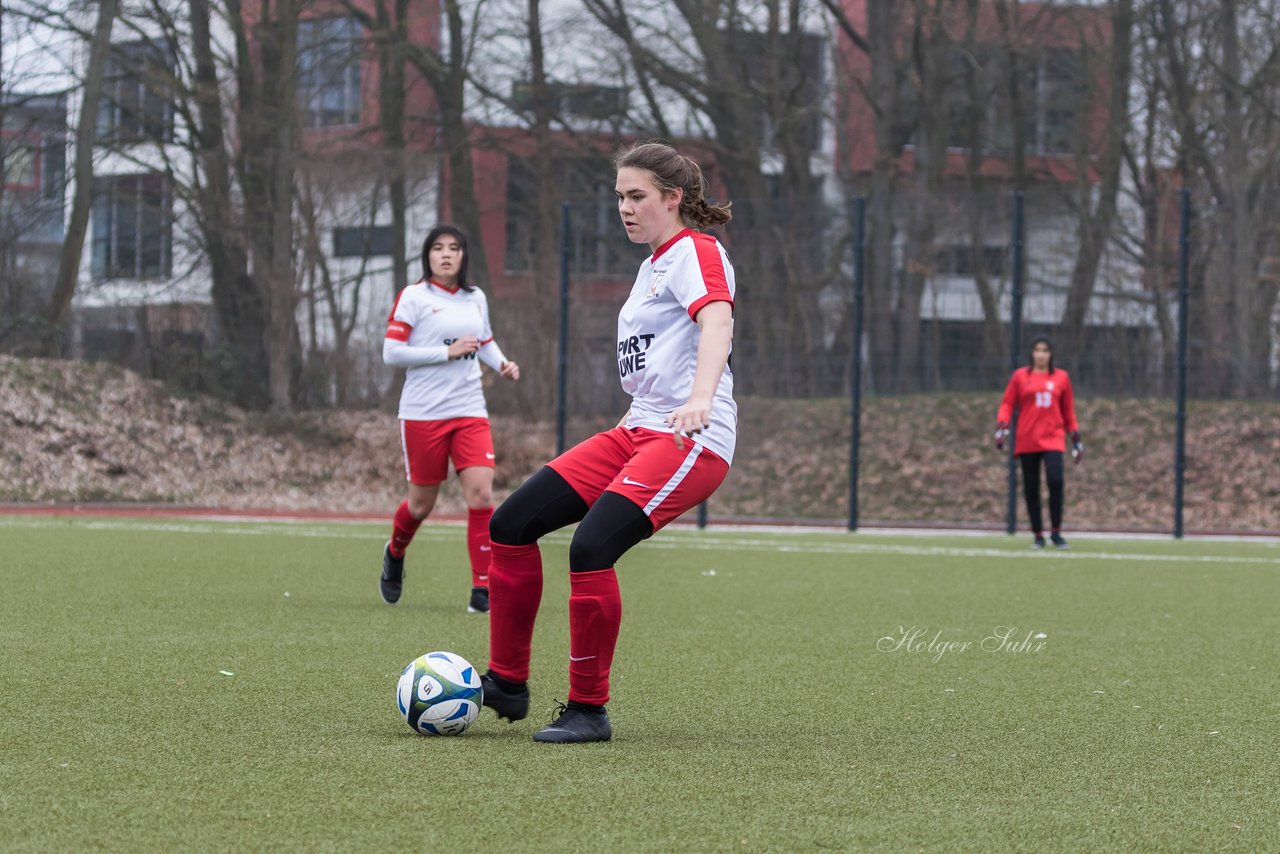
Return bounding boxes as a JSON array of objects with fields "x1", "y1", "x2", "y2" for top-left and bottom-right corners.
[
  {"x1": 5, "y1": 183, "x2": 1276, "y2": 533},
  {"x1": 527, "y1": 187, "x2": 1279, "y2": 534}
]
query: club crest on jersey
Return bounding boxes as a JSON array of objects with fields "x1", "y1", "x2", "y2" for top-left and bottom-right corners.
[{"x1": 646, "y1": 270, "x2": 667, "y2": 299}]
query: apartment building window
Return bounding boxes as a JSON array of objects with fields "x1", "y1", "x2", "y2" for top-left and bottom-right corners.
[
  {"x1": 935, "y1": 245, "x2": 1006, "y2": 278},
  {"x1": 42, "y1": 134, "x2": 66, "y2": 200},
  {"x1": 505, "y1": 156, "x2": 638, "y2": 277},
  {"x1": 943, "y1": 46, "x2": 1086, "y2": 156},
  {"x1": 510, "y1": 82, "x2": 628, "y2": 121},
  {"x1": 1033, "y1": 50, "x2": 1086, "y2": 155},
  {"x1": 333, "y1": 225, "x2": 393, "y2": 257},
  {"x1": 2, "y1": 141, "x2": 38, "y2": 191},
  {"x1": 91, "y1": 173, "x2": 172, "y2": 279},
  {"x1": 298, "y1": 17, "x2": 364, "y2": 128},
  {"x1": 96, "y1": 39, "x2": 175, "y2": 144}
]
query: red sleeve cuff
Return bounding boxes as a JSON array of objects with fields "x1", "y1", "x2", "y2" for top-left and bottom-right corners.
[
  {"x1": 687, "y1": 294, "x2": 734, "y2": 322},
  {"x1": 385, "y1": 321, "x2": 411, "y2": 342}
]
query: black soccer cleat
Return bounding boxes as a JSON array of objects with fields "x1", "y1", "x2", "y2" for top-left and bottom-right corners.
[
  {"x1": 380, "y1": 542, "x2": 404, "y2": 604},
  {"x1": 1050, "y1": 533, "x2": 1070, "y2": 550},
  {"x1": 1031, "y1": 536, "x2": 1046, "y2": 550},
  {"x1": 467, "y1": 586, "x2": 490, "y2": 614},
  {"x1": 532, "y1": 701, "x2": 612, "y2": 744},
  {"x1": 481, "y1": 671, "x2": 530, "y2": 722}
]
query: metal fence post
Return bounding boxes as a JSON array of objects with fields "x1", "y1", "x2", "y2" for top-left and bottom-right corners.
[
  {"x1": 556, "y1": 202, "x2": 571, "y2": 456},
  {"x1": 1174, "y1": 188, "x2": 1190, "y2": 539},
  {"x1": 1006, "y1": 191, "x2": 1024, "y2": 535},
  {"x1": 849, "y1": 196, "x2": 867, "y2": 532}
]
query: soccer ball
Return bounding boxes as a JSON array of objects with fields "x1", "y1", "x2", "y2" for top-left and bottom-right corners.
[{"x1": 396, "y1": 651, "x2": 483, "y2": 736}]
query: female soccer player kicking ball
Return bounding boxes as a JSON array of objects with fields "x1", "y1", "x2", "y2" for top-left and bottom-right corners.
[{"x1": 480, "y1": 142, "x2": 737, "y2": 743}]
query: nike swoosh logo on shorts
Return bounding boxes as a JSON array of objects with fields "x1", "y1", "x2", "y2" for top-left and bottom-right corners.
[
  {"x1": 485, "y1": 452, "x2": 495, "y2": 459},
  {"x1": 622, "y1": 476, "x2": 648, "y2": 488},
  {"x1": 569, "y1": 655, "x2": 597, "y2": 662}
]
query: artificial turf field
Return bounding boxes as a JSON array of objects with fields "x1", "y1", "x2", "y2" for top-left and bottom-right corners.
[{"x1": 2, "y1": 515, "x2": 1278, "y2": 852}]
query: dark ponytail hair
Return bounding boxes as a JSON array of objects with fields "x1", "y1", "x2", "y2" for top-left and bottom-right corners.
[
  {"x1": 421, "y1": 224, "x2": 474, "y2": 291},
  {"x1": 615, "y1": 141, "x2": 733, "y2": 230},
  {"x1": 1026, "y1": 335, "x2": 1055, "y2": 373}
]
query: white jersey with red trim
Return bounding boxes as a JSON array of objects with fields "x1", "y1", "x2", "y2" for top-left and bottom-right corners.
[
  {"x1": 618, "y1": 228, "x2": 738, "y2": 464},
  {"x1": 386, "y1": 280, "x2": 496, "y2": 420}
]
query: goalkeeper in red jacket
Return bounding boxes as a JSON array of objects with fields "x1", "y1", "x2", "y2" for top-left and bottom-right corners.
[{"x1": 994, "y1": 336, "x2": 1083, "y2": 549}]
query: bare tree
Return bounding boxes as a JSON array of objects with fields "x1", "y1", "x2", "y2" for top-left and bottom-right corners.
[
  {"x1": 584, "y1": 0, "x2": 839, "y2": 396},
  {"x1": 892, "y1": 1, "x2": 954, "y2": 393},
  {"x1": 830, "y1": 0, "x2": 977, "y2": 393},
  {"x1": 958, "y1": 0, "x2": 1008, "y2": 385},
  {"x1": 46, "y1": 0, "x2": 118, "y2": 337},
  {"x1": 374, "y1": 0, "x2": 409, "y2": 294},
  {"x1": 1059, "y1": 0, "x2": 1134, "y2": 365},
  {"x1": 1155, "y1": 0, "x2": 1280, "y2": 396},
  {"x1": 0, "y1": 10, "x2": 59, "y2": 347},
  {"x1": 188, "y1": 0, "x2": 269, "y2": 407},
  {"x1": 864, "y1": 0, "x2": 905, "y2": 395},
  {"x1": 295, "y1": 168, "x2": 380, "y2": 406},
  {"x1": 392, "y1": 0, "x2": 489, "y2": 284},
  {"x1": 226, "y1": 0, "x2": 299, "y2": 412},
  {"x1": 336, "y1": 0, "x2": 410, "y2": 293}
]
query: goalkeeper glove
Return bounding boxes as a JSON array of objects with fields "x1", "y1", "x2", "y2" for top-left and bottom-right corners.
[
  {"x1": 1070, "y1": 432, "x2": 1084, "y2": 463},
  {"x1": 994, "y1": 423, "x2": 1010, "y2": 451}
]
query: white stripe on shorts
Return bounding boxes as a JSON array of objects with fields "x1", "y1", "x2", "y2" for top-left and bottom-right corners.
[
  {"x1": 400, "y1": 420, "x2": 411, "y2": 481},
  {"x1": 643, "y1": 443, "x2": 703, "y2": 516}
]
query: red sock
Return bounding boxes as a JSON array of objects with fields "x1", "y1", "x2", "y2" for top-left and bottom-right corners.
[
  {"x1": 567, "y1": 568, "x2": 622, "y2": 706},
  {"x1": 487, "y1": 542, "x2": 543, "y2": 683},
  {"x1": 389, "y1": 501, "x2": 423, "y2": 558},
  {"x1": 466, "y1": 507, "x2": 493, "y2": 588}
]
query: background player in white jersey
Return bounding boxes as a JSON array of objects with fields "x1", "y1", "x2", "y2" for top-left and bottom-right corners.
[
  {"x1": 479, "y1": 142, "x2": 736, "y2": 743},
  {"x1": 380, "y1": 225, "x2": 520, "y2": 613}
]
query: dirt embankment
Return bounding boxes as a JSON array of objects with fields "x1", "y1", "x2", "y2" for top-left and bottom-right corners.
[{"x1": 3, "y1": 356, "x2": 1277, "y2": 532}]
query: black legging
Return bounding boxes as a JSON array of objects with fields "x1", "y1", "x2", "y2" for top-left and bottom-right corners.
[
  {"x1": 489, "y1": 466, "x2": 654, "y2": 572},
  {"x1": 1019, "y1": 451, "x2": 1064, "y2": 534}
]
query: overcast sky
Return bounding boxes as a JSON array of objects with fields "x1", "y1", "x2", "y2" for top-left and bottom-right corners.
[{"x1": 3, "y1": 9, "x2": 78, "y2": 96}]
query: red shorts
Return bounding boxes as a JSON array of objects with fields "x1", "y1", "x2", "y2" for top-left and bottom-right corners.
[
  {"x1": 547, "y1": 427, "x2": 729, "y2": 531},
  {"x1": 400, "y1": 417, "x2": 495, "y2": 485}
]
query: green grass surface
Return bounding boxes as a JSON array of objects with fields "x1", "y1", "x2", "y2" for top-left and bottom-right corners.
[{"x1": 2, "y1": 516, "x2": 1278, "y2": 851}]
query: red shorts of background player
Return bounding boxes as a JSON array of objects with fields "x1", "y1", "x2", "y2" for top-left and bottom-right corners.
[
  {"x1": 547, "y1": 426, "x2": 729, "y2": 531},
  {"x1": 400, "y1": 417, "x2": 495, "y2": 485}
]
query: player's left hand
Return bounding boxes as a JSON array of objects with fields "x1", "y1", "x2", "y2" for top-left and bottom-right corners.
[
  {"x1": 1070, "y1": 432, "x2": 1084, "y2": 464},
  {"x1": 665, "y1": 398, "x2": 712, "y2": 450},
  {"x1": 500, "y1": 360, "x2": 520, "y2": 381}
]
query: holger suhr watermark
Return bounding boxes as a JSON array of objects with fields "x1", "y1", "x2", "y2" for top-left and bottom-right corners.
[{"x1": 877, "y1": 626, "x2": 1048, "y2": 663}]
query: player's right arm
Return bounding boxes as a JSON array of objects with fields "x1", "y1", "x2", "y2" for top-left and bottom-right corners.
[
  {"x1": 383, "y1": 337, "x2": 478, "y2": 367},
  {"x1": 994, "y1": 371, "x2": 1020, "y2": 449},
  {"x1": 382, "y1": 288, "x2": 475, "y2": 367}
]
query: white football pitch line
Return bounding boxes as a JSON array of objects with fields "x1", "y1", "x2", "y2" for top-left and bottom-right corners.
[{"x1": 3, "y1": 515, "x2": 1279, "y2": 566}]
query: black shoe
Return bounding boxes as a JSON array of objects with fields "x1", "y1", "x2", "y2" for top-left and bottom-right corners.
[
  {"x1": 481, "y1": 672, "x2": 530, "y2": 722},
  {"x1": 532, "y1": 701, "x2": 612, "y2": 744},
  {"x1": 1050, "y1": 533, "x2": 1069, "y2": 550},
  {"x1": 380, "y1": 542, "x2": 404, "y2": 604},
  {"x1": 1031, "y1": 536, "x2": 1046, "y2": 550},
  {"x1": 467, "y1": 586, "x2": 490, "y2": 614}
]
